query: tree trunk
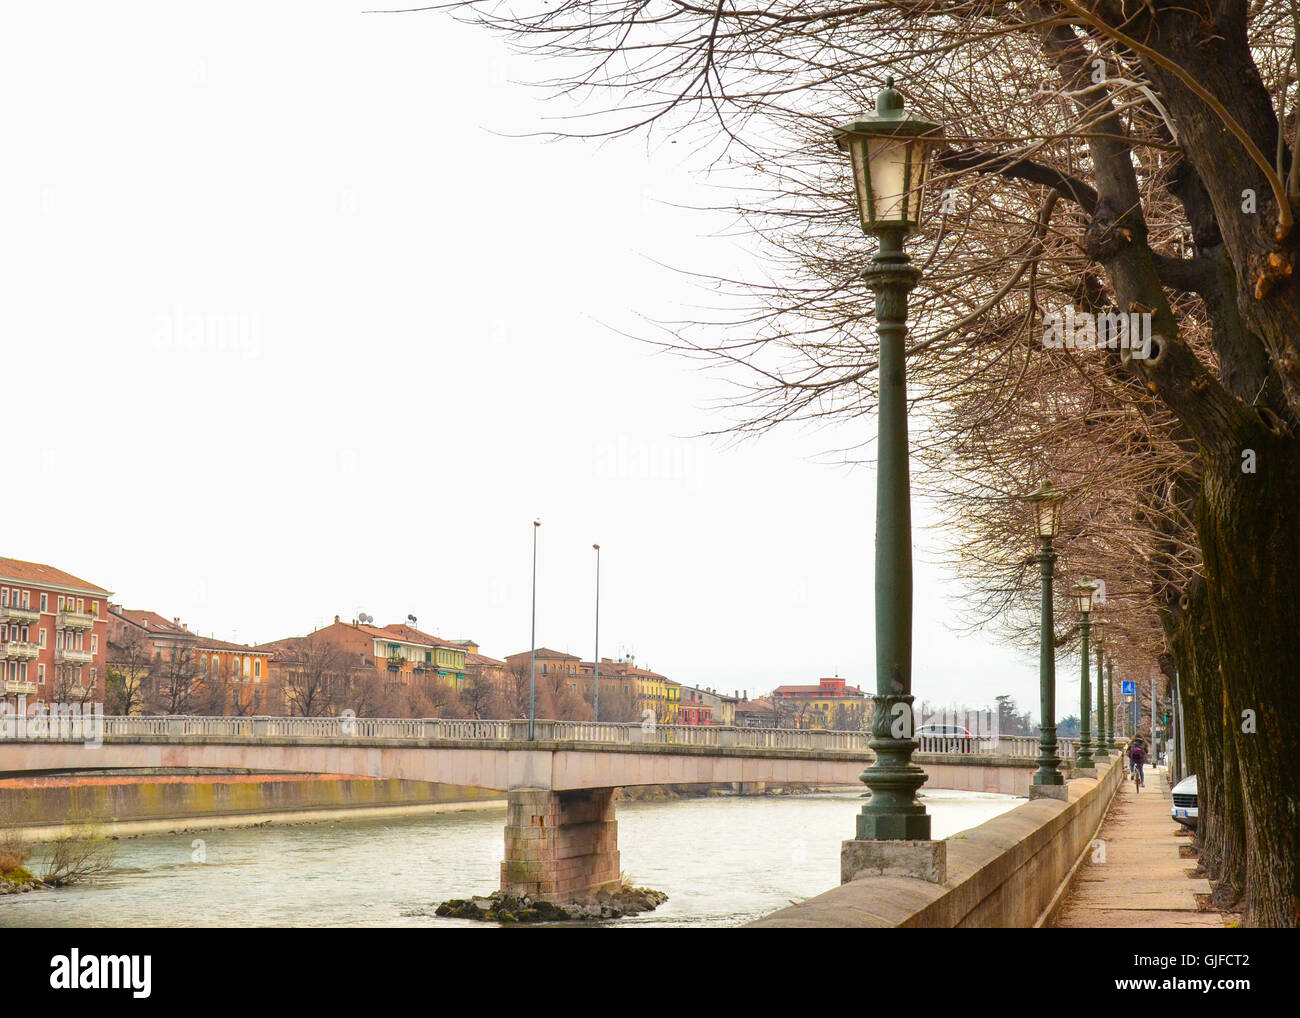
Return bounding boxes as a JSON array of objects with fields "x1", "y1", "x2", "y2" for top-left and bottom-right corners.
[{"x1": 1196, "y1": 428, "x2": 1300, "y2": 927}]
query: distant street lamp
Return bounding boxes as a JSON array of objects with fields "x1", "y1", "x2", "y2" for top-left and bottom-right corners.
[
  {"x1": 1027, "y1": 480, "x2": 1065, "y2": 790},
  {"x1": 592, "y1": 543, "x2": 601, "y2": 723},
  {"x1": 1093, "y1": 620, "x2": 1109, "y2": 758},
  {"x1": 1073, "y1": 578, "x2": 1098, "y2": 769},
  {"x1": 1107, "y1": 656, "x2": 1116, "y2": 750},
  {"x1": 529, "y1": 520, "x2": 540, "y2": 740},
  {"x1": 833, "y1": 77, "x2": 945, "y2": 842}
]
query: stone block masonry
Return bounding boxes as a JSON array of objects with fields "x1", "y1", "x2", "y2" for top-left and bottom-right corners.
[{"x1": 500, "y1": 787, "x2": 622, "y2": 900}]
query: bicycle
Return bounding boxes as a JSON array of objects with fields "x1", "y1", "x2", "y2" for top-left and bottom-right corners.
[{"x1": 1133, "y1": 760, "x2": 1144, "y2": 792}]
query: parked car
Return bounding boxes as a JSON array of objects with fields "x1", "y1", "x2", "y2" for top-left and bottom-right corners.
[
  {"x1": 1171, "y1": 774, "x2": 1198, "y2": 827},
  {"x1": 915, "y1": 724, "x2": 974, "y2": 753}
]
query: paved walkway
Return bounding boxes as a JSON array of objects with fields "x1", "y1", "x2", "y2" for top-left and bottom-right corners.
[{"x1": 1050, "y1": 763, "x2": 1226, "y2": 928}]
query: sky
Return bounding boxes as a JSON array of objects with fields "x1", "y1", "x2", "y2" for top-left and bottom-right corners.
[{"x1": 0, "y1": 2, "x2": 1071, "y2": 720}]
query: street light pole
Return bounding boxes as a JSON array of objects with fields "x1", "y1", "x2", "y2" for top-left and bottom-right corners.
[
  {"x1": 593, "y1": 543, "x2": 600, "y2": 723},
  {"x1": 832, "y1": 78, "x2": 945, "y2": 845},
  {"x1": 529, "y1": 520, "x2": 539, "y2": 741},
  {"x1": 1073, "y1": 579, "x2": 1097, "y2": 770},
  {"x1": 1107, "y1": 656, "x2": 1116, "y2": 750},
  {"x1": 1094, "y1": 627, "x2": 1109, "y2": 758},
  {"x1": 1028, "y1": 481, "x2": 1065, "y2": 793}
]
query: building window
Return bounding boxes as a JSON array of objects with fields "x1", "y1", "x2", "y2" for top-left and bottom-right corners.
[
  {"x1": 38, "y1": 663, "x2": 45, "y2": 684},
  {"x1": 91, "y1": 634, "x2": 99, "y2": 654},
  {"x1": 40, "y1": 593, "x2": 47, "y2": 612}
]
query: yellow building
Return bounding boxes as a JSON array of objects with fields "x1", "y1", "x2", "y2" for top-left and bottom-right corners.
[{"x1": 772, "y1": 676, "x2": 869, "y2": 730}]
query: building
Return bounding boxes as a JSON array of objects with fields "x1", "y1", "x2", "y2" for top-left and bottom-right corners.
[
  {"x1": 734, "y1": 696, "x2": 778, "y2": 728},
  {"x1": 377, "y1": 623, "x2": 468, "y2": 689},
  {"x1": 576, "y1": 657, "x2": 674, "y2": 722},
  {"x1": 505, "y1": 648, "x2": 582, "y2": 684},
  {"x1": 262, "y1": 617, "x2": 468, "y2": 699},
  {"x1": 771, "y1": 676, "x2": 869, "y2": 730},
  {"x1": 107, "y1": 607, "x2": 270, "y2": 714},
  {"x1": 1, "y1": 557, "x2": 112, "y2": 706},
  {"x1": 677, "y1": 684, "x2": 713, "y2": 726},
  {"x1": 676, "y1": 685, "x2": 740, "y2": 727}
]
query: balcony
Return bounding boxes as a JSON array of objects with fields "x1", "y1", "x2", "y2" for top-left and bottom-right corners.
[
  {"x1": 0, "y1": 604, "x2": 40, "y2": 626},
  {"x1": 3, "y1": 641, "x2": 40, "y2": 661},
  {"x1": 3, "y1": 680, "x2": 37, "y2": 695},
  {"x1": 56, "y1": 647, "x2": 93, "y2": 666},
  {"x1": 57, "y1": 610, "x2": 96, "y2": 632}
]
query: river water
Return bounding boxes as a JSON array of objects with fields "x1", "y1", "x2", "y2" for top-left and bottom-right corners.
[{"x1": 0, "y1": 788, "x2": 1017, "y2": 927}]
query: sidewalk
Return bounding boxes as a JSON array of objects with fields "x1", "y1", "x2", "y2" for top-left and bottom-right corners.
[{"x1": 1049, "y1": 763, "x2": 1226, "y2": 928}]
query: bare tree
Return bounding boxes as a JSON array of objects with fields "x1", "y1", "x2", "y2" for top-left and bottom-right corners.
[
  {"x1": 146, "y1": 645, "x2": 203, "y2": 716},
  {"x1": 105, "y1": 625, "x2": 151, "y2": 716}
]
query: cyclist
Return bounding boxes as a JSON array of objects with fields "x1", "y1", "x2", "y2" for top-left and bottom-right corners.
[{"x1": 1127, "y1": 735, "x2": 1148, "y2": 790}]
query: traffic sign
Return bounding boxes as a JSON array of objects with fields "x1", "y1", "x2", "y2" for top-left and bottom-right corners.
[{"x1": 1121, "y1": 680, "x2": 1136, "y2": 695}]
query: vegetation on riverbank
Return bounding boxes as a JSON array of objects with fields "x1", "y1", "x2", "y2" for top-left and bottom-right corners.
[{"x1": 0, "y1": 811, "x2": 115, "y2": 894}]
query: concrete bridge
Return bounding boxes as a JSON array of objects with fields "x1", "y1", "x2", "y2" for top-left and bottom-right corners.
[{"x1": 0, "y1": 715, "x2": 1075, "y2": 901}]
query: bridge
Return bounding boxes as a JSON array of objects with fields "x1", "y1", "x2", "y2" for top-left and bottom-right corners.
[{"x1": 0, "y1": 715, "x2": 1076, "y2": 901}]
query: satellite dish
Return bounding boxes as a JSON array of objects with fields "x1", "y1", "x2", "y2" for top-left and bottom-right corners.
[
  {"x1": 407, "y1": 614, "x2": 418, "y2": 626},
  {"x1": 359, "y1": 613, "x2": 372, "y2": 625}
]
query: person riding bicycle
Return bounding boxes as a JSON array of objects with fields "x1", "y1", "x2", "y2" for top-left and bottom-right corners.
[{"x1": 1127, "y1": 736, "x2": 1148, "y2": 788}]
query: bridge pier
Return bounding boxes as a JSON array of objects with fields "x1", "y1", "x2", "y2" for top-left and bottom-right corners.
[{"x1": 500, "y1": 788, "x2": 621, "y2": 901}]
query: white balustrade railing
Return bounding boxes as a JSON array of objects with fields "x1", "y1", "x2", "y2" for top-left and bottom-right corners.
[{"x1": 10, "y1": 715, "x2": 1079, "y2": 761}]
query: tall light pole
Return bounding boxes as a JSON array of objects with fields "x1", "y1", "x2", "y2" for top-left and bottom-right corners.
[
  {"x1": 833, "y1": 78, "x2": 945, "y2": 845},
  {"x1": 1093, "y1": 621, "x2": 1109, "y2": 758},
  {"x1": 1073, "y1": 578, "x2": 1098, "y2": 770},
  {"x1": 1106, "y1": 655, "x2": 1116, "y2": 751},
  {"x1": 592, "y1": 543, "x2": 601, "y2": 723},
  {"x1": 1027, "y1": 480, "x2": 1065, "y2": 793},
  {"x1": 529, "y1": 520, "x2": 540, "y2": 740}
]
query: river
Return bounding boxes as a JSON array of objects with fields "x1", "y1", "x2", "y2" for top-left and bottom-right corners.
[{"x1": 0, "y1": 788, "x2": 1018, "y2": 927}]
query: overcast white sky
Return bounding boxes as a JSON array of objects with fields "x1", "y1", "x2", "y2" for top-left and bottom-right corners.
[{"x1": 1, "y1": 2, "x2": 1072, "y2": 719}]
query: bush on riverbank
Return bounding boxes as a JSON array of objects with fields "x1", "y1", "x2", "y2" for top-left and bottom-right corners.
[{"x1": 38, "y1": 821, "x2": 115, "y2": 887}]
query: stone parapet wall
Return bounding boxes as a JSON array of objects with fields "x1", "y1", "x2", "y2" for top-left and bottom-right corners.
[{"x1": 748, "y1": 757, "x2": 1123, "y2": 928}]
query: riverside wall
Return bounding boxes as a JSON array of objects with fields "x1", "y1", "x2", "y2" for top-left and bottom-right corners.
[
  {"x1": 749, "y1": 756, "x2": 1123, "y2": 928},
  {"x1": 0, "y1": 772, "x2": 502, "y2": 835}
]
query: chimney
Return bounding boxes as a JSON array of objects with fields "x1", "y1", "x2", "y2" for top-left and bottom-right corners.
[{"x1": 334, "y1": 615, "x2": 340, "y2": 624}]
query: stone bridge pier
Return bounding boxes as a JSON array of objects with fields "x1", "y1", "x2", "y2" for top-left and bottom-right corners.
[{"x1": 500, "y1": 788, "x2": 621, "y2": 900}]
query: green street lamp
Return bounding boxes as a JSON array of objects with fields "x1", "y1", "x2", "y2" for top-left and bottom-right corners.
[
  {"x1": 1027, "y1": 480, "x2": 1064, "y2": 789},
  {"x1": 1106, "y1": 656, "x2": 1116, "y2": 751},
  {"x1": 1093, "y1": 620, "x2": 1109, "y2": 758},
  {"x1": 834, "y1": 78, "x2": 944, "y2": 841},
  {"x1": 1073, "y1": 578, "x2": 1098, "y2": 769}
]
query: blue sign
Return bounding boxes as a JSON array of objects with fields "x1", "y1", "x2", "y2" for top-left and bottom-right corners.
[{"x1": 1121, "y1": 680, "x2": 1136, "y2": 695}]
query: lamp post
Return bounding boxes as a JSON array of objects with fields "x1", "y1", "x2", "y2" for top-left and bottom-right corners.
[
  {"x1": 833, "y1": 78, "x2": 944, "y2": 845},
  {"x1": 1072, "y1": 578, "x2": 1098, "y2": 770},
  {"x1": 1106, "y1": 656, "x2": 1116, "y2": 751},
  {"x1": 1027, "y1": 480, "x2": 1065, "y2": 792},
  {"x1": 529, "y1": 520, "x2": 540, "y2": 740},
  {"x1": 592, "y1": 543, "x2": 601, "y2": 723},
  {"x1": 1093, "y1": 622, "x2": 1109, "y2": 758}
]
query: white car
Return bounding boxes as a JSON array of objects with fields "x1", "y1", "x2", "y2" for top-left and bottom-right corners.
[{"x1": 1171, "y1": 774, "x2": 1198, "y2": 827}]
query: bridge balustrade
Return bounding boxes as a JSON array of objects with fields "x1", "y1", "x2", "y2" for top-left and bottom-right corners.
[{"x1": 8, "y1": 716, "x2": 1077, "y2": 763}]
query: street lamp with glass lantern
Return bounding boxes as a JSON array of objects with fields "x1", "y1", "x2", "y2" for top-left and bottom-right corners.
[
  {"x1": 1072, "y1": 577, "x2": 1098, "y2": 770},
  {"x1": 1027, "y1": 480, "x2": 1065, "y2": 792},
  {"x1": 833, "y1": 77, "x2": 945, "y2": 848}
]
